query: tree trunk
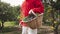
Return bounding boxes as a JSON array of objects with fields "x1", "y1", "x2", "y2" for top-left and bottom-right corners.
[
  {"x1": 54, "y1": 24, "x2": 59, "y2": 34},
  {"x1": 0, "y1": 23, "x2": 1, "y2": 29},
  {"x1": 1, "y1": 21, "x2": 4, "y2": 29}
]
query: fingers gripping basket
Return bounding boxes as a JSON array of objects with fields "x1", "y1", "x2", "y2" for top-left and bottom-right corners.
[{"x1": 26, "y1": 14, "x2": 43, "y2": 29}]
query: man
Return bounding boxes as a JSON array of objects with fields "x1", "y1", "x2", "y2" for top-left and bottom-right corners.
[{"x1": 20, "y1": 0, "x2": 44, "y2": 34}]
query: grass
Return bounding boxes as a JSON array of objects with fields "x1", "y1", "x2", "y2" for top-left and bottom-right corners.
[
  {"x1": 0, "y1": 21, "x2": 21, "y2": 34},
  {"x1": 1, "y1": 21, "x2": 60, "y2": 34},
  {"x1": 4, "y1": 21, "x2": 17, "y2": 27}
]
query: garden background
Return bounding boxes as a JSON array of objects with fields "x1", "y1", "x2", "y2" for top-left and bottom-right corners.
[{"x1": 0, "y1": 0, "x2": 60, "y2": 34}]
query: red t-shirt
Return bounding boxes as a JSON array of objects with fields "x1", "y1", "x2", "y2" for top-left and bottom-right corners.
[{"x1": 20, "y1": 0, "x2": 44, "y2": 26}]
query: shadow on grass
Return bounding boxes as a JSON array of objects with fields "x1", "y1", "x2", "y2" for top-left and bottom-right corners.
[{"x1": 1, "y1": 27, "x2": 21, "y2": 33}]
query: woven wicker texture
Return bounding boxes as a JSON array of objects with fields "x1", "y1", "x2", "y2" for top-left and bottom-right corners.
[{"x1": 27, "y1": 15, "x2": 43, "y2": 29}]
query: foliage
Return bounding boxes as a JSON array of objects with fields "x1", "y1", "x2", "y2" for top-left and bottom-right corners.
[
  {"x1": 0, "y1": 2, "x2": 20, "y2": 22},
  {"x1": 0, "y1": 2, "x2": 20, "y2": 29},
  {"x1": 54, "y1": 0, "x2": 60, "y2": 10},
  {"x1": 43, "y1": 0, "x2": 60, "y2": 34}
]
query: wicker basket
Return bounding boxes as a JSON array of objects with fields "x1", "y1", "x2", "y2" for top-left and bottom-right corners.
[
  {"x1": 27, "y1": 14, "x2": 43, "y2": 29},
  {"x1": 20, "y1": 12, "x2": 43, "y2": 29}
]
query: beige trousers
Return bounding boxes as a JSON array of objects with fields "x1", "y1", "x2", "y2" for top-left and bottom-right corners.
[{"x1": 22, "y1": 26, "x2": 37, "y2": 34}]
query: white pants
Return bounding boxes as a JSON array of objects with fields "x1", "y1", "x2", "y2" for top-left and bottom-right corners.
[{"x1": 22, "y1": 26, "x2": 37, "y2": 34}]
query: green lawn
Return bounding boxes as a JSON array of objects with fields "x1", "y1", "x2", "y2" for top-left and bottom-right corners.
[
  {"x1": 0, "y1": 21, "x2": 21, "y2": 34},
  {"x1": 4, "y1": 21, "x2": 17, "y2": 27},
  {"x1": 0, "y1": 21, "x2": 60, "y2": 34}
]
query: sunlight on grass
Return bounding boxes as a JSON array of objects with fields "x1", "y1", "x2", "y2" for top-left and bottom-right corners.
[{"x1": 4, "y1": 21, "x2": 17, "y2": 27}]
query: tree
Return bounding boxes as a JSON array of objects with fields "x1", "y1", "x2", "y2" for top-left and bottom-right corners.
[
  {"x1": 0, "y1": 2, "x2": 20, "y2": 29},
  {"x1": 43, "y1": 0, "x2": 60, "y2": 34}
]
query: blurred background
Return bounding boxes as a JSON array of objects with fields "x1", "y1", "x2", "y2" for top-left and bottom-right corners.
[{"x1": 0, "y1": 0, "x2": 60, "y2": 34}]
